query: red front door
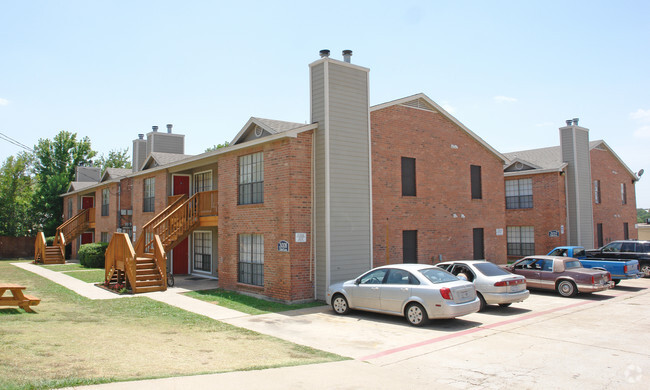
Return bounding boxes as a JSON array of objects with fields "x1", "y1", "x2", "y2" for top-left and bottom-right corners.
[
  {"x1": 82, "y1": 196, "x2": 94, "y2": 209},
  {"x1": 172, "y1": 175, "x2": 190, "y2": 274},
  {"x1": 81, "y1": 232, "x2": 93, "y2": 245}
]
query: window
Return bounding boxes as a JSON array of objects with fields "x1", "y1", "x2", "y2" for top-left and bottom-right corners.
[
  {"x1": 621, "y1": 183, "x2": 627, "y2": 205},
  {"x1": 194, "y1": 171, "x2": 213, "y2": 193},
  {"x1": 594, "y1": 180, "x2": 601, "y2": 204},
  {"x1": 359, "y1": 268, "x2": 388, "y2": 284},
  {"x1": 68, "y1": 198, "x2": 73, "y2": 219},
  {"x1": 101, "y1": 188, "x2": 109, "y2": 216},
  {"x1": 100, "y1": 232, "x2": 109, "y2": 243},
  {"x1": 471, "y1": 165, "x2": 482, "y2": 199},
  {"x1": 401, "y1": 157, "x2": 416, "y2": 196},
  {"x1": 193, "y1": 231, "x2": 212, "y2": 272},
  {"x1": 143, "y1": 177, "x2": 155, "y2": 212},
  {"x1": 239, "y1": 152, "x2": 264, "y2": 205},
  {"x1": 597, "y1": 223, "x2": 604, "y2": 247},
  {"x1": 239, "y1": 234, "x2": 264, "y2": 286},
  {"x1": 624, "y1": 223, "x2": 629, "y2": 240},
  {"x1": 402, "y1": 230, "x2": 418, "y2": 263},
  {"x1": 507, "y1": 226, "x2": 535, "y2": 256},
  {"x1": 473, "y1": 228, "x2": 484, "y2": 259},
  {"x1": 505, "y1": 179, "x2": 533, "y2": 209}
]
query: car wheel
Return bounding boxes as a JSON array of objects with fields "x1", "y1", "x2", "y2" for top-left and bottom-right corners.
[
  {"x1": 612, "y1": 279, "x2": 621, "y2": 286},
  {"x1": 331, "y1": 294, "x2": 350, "y2": 315},
  {"x1": 477, "y1": 293, "x2": 487, "y2": 312},
  {"x1": 498, "y1": 303, "x2": 512, "y2": 308},
  {"x1": 641, "y1": 264, "x2": 650, "y2": 278},
  {"x1": 556, "y1": 280, "x2": 577, "y2": 297},
  {"x1": 405, "y1": 302, "x2": 429, "y2": 327}
]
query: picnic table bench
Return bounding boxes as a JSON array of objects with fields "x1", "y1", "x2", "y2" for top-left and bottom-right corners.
[{"x1": 0, "y1": 283, "x2": 41, "y2": 313}]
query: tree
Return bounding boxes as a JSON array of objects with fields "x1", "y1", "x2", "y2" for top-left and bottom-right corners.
[
  {"x1": 94, "y1": 148, "x2": 132, "y2": 172},
  {"x1": 0, "y1": 152, "x2": 36, "y2": 236},
  {"x1": 638, "y1": 208, "x2": 650, "y2": 223},
  {"x1": 205, "y1": 141, "x2": 230, "y2": 152},
  {"x1": 33, "y1": 131, "x2": 96, "y2": 235}
]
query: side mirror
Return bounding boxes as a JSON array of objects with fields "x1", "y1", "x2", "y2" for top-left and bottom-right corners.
[{"x1": 355, "y1": 278, "x2": 361, "y2": 285}]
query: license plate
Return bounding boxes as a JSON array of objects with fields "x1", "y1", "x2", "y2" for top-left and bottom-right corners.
[{"x1": 510, "y1": 285, "x2": 524, "y2": 292}]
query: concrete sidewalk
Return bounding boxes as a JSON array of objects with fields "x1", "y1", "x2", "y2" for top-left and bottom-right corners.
[{"x1": 12, "y1": 262, "x2": 245, "y2": 320}]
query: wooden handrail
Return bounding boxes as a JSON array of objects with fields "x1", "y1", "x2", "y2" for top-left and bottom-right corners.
[
  {"x1": 134, "y1": 194, "x2": 188, "y2": 255},
  {"x1": 151, "y1": 193, "x2": 200, "y2": 253},
  {"x1": 104, "y1": 233, "x2": 136, "y2": 290},
  {"x1": 55, "y1": 208, "x2": 92, "y2": 245},
  {"x1": 34, "y1": 232, "x2": 46, "y2": 262},
  {"x1": 153, "y1": 235, "x2": 167, "y2": 290}
]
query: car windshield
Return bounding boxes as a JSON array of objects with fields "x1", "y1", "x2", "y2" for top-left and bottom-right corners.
[
  {"x1": 418, "y1": 268, "x2": 458, "y2": 284},
  {"x1": 565, "y1": 260, "x2": 582, "y2": 269},
  {"x1": 473, "y1": 262, "x2": 510, "y2": 276}
]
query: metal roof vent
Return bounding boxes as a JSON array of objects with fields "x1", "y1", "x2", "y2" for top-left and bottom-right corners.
[
  {"x1": 166, "y1": 124, "x2": 173, "y2": 133},
  {"x1": 319, "y1": 49, "x2": 330, "y2": 58},
  {"x1": 572, "y1": 118, "x2": 579, "y2": 126},
  {"x1": 152, "y1": 125, "x2": 158, "y2": 132},
  {"x1": 342, "y1": 50, "x2": 352, "y2": 63}
]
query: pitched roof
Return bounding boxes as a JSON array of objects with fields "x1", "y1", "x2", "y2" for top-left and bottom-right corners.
[
  {"x1": 101, "y1": 168, "x2": 131, "y2": 182},
  {"x1": 231, "y1": 117, "x2": 307, "y2": 145},
  {"x1": 141, "y1": 152, "x2": 193, "y2": 171},
  {"x1": 504, "y1": 140, "x2": 638, "y2": 180},
  {"x1": 66, "y1": 181, "x2": 97, "y2": 193},
  {"x1": 370, "y1": 93, "x2": 506, "y2": 163}
]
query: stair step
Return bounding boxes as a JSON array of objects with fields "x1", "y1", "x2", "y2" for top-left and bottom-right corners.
[{"x1": 135, "y1": 285, "x2": 166, "y2": 293}]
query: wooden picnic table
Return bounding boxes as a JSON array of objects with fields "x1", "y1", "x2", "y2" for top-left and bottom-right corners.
[{"x1": 0, "y1": 283, "x2": 40, "y2": 313}]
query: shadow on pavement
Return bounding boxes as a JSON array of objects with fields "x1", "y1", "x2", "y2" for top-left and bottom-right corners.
[{"x1": 479, "y1": 305, "x2": 532, "y2": 316}]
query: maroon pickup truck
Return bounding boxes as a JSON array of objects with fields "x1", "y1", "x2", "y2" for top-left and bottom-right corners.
[{"x1": 504, "y1": 256, "x2": 612, "y2": 297}]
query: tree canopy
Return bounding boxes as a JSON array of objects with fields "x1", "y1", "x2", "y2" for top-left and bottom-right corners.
[
  {"x1": 32, "y1": 131, "x2": 97, "y2": 235},
  {"x1": 0, "y1": 152, "x2": 36, "y2": 236},
  {"x1": 94, "y1": 148, "x2": 132, "y2": 172},
  {"x1": 205, "y1": 141, "x2": 230, "y2": 152}
]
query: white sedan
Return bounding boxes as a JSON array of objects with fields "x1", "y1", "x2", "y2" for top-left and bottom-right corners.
[
  {"x1": 436, "y1": 260, "x2": 529, "y2": 311},
  {"x1": 326, "y1": 264, "x2": 480, "y2": 326}
]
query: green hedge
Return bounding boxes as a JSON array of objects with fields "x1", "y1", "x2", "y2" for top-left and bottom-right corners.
[
  {"x1": 78, "y1": 242, "x2": 109, "y2": 268},
  {"x1": 46, "y1": 236, "x2": 55, "y2": 246}
]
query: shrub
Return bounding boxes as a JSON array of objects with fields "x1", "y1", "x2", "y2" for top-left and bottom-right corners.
[
  {"x1": 78, "y1": 242, "x2": 109, "y2": 268},
  {"x1": 45, "y1": 236, "x2": 55, "y2": 246}
]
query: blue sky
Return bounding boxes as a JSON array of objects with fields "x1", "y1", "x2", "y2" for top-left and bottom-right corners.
[{"x1": 1, "y1": 1, "x2": 649, "y2": 207}]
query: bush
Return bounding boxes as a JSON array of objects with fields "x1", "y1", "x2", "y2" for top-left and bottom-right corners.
[
  {"x1": 45, "y1": 236, "x2": 55, "y2": 246},
  {"x1": 78, "y1": 242, "x2": 109, "y2": 268}
]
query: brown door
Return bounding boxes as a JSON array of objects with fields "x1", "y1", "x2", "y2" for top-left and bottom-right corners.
[
  {"x1": 81, "y1": 232, "x2": 93, "y2": 245},
  {"x1": 172, "y1": 175, "x2": 189, "y2": 274},
  {"x1": 82, "y1": 196, "x2": 94, "y2": 209}
]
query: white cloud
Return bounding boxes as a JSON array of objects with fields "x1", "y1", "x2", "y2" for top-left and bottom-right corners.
[
  {"x1": 630, "y1": 108, "x2": 650, "y2": 122},
  {"x1": 0, "y1": 98, "x2": 9, "y2": 106},
  {"x1": 493, "y1": 95, "x2": 517, "y2": 103},
  {"x1": 633, "y1": 125, "x2": 650, "y2": 138}
]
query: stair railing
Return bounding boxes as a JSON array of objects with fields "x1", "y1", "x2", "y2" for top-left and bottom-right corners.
[
  {"x1": 152, "y1": 193, "x2": 200, "y2": 253},
  {"x1": 105, "y1": 233, "x2": 137, "y2": 291},
  {"x1": 34, "y1": 232, "x2": 46, "y2": 262},
  {"x1": 134, "y1": 194, "x2": 188, "y2": 256},
  {"x1": 152, "y1": 235, "x2": 167, "y2": 290}
]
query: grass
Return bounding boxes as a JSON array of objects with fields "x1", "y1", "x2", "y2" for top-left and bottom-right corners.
[
  {"x1": 0, "y1": 259, "x2": 344, "y2": 390},
  {"x1": 39, "y1": 263, "x2": 87, "y2": 272},
  {"x1": 62, "y1": 269, "x2": 106, "y2": 283},
  {"x1": 185, "y1": 288, "x2": 325, "y2": 315}
]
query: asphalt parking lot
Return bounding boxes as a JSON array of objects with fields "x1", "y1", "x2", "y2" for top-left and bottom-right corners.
[
  {"x1": 221, "y1": 278, "x2": 650, "y2": 389},
  {"x1": 71, "y1": 278, "x2": 650, "y2": 390}
]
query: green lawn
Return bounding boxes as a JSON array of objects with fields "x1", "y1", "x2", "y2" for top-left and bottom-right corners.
[
  {"x1": 185, "y1": 288, "x2": 325, "y2": 315},
  {"x1": 62, "y1": 269, "x2": 106, "y2": 283},
  {"x1": 0, "y1": 260, "x2": 343, "y2": 390}
]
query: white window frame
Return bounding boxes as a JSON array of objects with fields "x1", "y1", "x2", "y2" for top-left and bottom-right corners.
[
  {"x1": 192, "y1": 230, "x2": 212, "y2": 274},
  {"x1": 193, "y1": 170, "x2": 213, "y2": 194},
  {"x1": 507, "y1": 226, "x2": 535, "y2": 256},
  {"x1": 238, "y1": 233, "x2": 264, "y2": 286}
]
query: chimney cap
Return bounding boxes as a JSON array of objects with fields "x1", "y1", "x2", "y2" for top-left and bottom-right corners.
[
  {"x1": 138, "y1": 133, "x2": 144, "y2": 140},
  {"x1": 152, "y1": 125, "x2": 158, "y2": 132},
  {"x1": 319, "y1": 49, "x2": 330, "y2": 58},
  {"x1": 342, "y1": 49, "x2": 353, "y2": 63},
  {"x1": 166, "y1": 124, "x2": 173, "y2": 133},
  {"x1": 572, "y1": 118, "x2": 579, "y2": 126},
  {"x1": 565, "y1": 120, "x2": 573, "y2": 126}
]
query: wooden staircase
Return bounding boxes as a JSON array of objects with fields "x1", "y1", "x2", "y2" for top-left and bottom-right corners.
[
  {"x1": 104, "y1": 190, "x2": 218, "y2": 293},
  {"x1": 34, "y1": 208, "x2": 94, "y2": 264}
]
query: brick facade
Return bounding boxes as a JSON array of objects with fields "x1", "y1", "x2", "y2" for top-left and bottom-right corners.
[
  {"x1": 590, "y1": 147, "x2": 638, "y2": 244},
  {"x1": 131, "y1": 170, "x2": 169, "y2": 243},
  {"x1": 505, "y1": 172, "x2": 567, "y2": 260},
  {"x1": 217, "y1": 131, "x2": 314, "y2": 302},
  {"x1": 94, "y1": 182, "x2": 120, "y2": 243},
  {"x1": 371, "y1": 105, "x2": 507, "y2": 265}
]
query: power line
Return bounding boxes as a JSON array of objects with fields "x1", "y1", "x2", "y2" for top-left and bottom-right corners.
[{"x1": 0, "y1": 132, "x2": 34, "y2": 153}]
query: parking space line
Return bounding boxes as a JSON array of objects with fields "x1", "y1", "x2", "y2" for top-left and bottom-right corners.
[{"x1": 359, "y1": 300, "x2": 592, "y2": 361}]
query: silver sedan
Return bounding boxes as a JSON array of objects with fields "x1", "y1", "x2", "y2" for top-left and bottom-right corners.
[
  {"x1": 326, "y1": 264, "x2": 480, "y2": 326},
  {"x1": 436, "y1": 260, "x2": 529, "y2": 311}
]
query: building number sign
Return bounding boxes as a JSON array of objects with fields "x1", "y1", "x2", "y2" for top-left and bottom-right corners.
[{"x1": 277, "y1": 240, "x2": 289, "y2": 252}]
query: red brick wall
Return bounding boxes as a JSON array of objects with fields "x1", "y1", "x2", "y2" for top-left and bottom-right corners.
[
  {"x1": 94, "y1": 183, "x2": 120, "y2": 243},
  {"x1": 505, "y1": 172, "x2": 567, "y2": 260},
  {"x1": 371, "y1": 105, "x2": 507, "y2": 265},
  {"x1": 132, "y1": 170, "x2": 169, "y2": 243},
  {"x1": 591, "y1": 147, "x2": 638, "y2": 244},
  {"x1": 217, "y1": 131, "x2": 314, "y2": 302}
]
